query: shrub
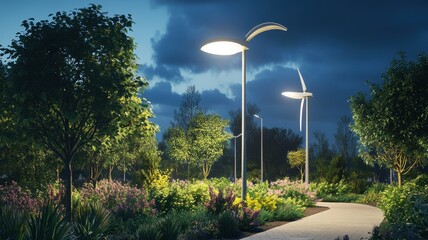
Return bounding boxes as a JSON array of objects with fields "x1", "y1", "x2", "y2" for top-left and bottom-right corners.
[
  {"x1": 0, "y1": 181, "x2": 42, "y2": 213},
  {"x1": 0, "y1": 205, "x2": 27, "y2": 240},
  {"x1": 310, "y1": 179, "x2": 350, "y2": 199},
  {"x1": 274, "y1": 198, "x2": 305, "y2": 221},
  {"x1": 238, "y1": 203, "x2": 260, "y2": 232},
  {"x1": 26, "y1": 202, "x2": 74, "y2": 240},
  {"x1": 80, "y1": 179, "x2": 156, "y2": 219},
  {"x1": 258, "y1": 209, "x2": 275, "y2": 224},
  {"x1": 269, "y1": 178, "x2": 316, "y2": 207},
  {"x1": 377, "y1": 175, "x2": 428, "y2": 239},
  {"x1": 73, "y1": 201, "x2": 111, "y2": 239},
  {"x1": 204, "y1": 187, "x2": 237, "y2": 215}
]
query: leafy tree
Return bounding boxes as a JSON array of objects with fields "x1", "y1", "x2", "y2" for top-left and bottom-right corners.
[
  {"x1": 1, "y1": 5, "x2": 146, "y2": 219},
  {"x1": 288, "y1": 148, "x2": 305, "y2": 182},
  {"x1": 188, "y1": 113, "x2": 231, "y2": 178},
  {"x1": 350, "y1": 52, "x2": 428, "y2": 186},
  {"x1": 166, "y1": 113, "x2": 230, "y2": 179}
]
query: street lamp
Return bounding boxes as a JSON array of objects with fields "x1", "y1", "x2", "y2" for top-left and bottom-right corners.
[
  {"x1": 281, "y1": 68, "x2": 312, "y2": 184},
  {"x1": 253, "y1": 114, "x2": 264, "y2": 182},
  {"x1": 201, "y1": 22, "x2": 287, "y2": 199},
  {"x1": 233, "y1": 133, "x2": 242, "y2": 182}
]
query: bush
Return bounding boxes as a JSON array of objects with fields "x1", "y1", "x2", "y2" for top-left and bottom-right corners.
[
  {"x1": 80, "y1": 179, "x2": 156, "y2": 219},
  {"x1": 0, "y1": 181, "x2": 42, "y2": 213},
  {"x1": 73, "y1": 201, "x2": 111, "y2": 239},
  {"x1": 269, "y1": 178, "x2": 316, "y2": 207},
  {"x1": 377, "y1": 175, "x2": 428, "y2": 239},
  {"x1": 258, "y1": 209, "x2": 275, "y2": 224},
  {"x1": 274, "y1": 198, "x2": 305, "y2": 221},
  {"x1": 310, "y1": 179, "x2": 350, "y2": 199},
  {"x1": 205, "y1": 187, "x2": 237, "y2": 215}
]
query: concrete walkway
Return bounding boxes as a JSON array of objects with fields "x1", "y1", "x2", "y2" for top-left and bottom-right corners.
[{"x1": 242, "y1": 202, "x2": 384, "y2": 240}]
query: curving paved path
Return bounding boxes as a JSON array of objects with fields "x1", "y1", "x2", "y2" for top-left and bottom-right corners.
[{"x1": 242, "y1": 202, "x2": 384, "y2": 240}]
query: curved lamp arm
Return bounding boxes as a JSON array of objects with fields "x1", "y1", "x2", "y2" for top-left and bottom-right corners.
[{"x1": 245, "y1": 22, "x2": 287, "y2": 42}]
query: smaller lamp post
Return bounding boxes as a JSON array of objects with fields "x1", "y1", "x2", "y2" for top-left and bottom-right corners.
[{"x1": 254, "y1": 114, "x2": 264, "y2": 182}]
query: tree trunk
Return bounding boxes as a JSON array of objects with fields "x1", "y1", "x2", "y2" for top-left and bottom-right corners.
[
  {"x1": 64, "y1": 158, "x2": 72, "y2": 221},
  {"x1": 108, "y1": 165, "x2": 113, "y2": 182},
  {"x1": 397, "y1": 170, "x2": 402, "y2": 187}
]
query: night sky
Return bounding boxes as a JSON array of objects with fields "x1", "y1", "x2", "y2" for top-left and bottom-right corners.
[{"x1": 1, "y1": 0, "x2": 428, "y2": 143}]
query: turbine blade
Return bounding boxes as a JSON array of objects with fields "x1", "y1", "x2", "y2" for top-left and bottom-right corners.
[
  {"x1": 297, "y1": 68, "x2": 307, "y2": 92},
  {"x1": 300, "y1": 98, "x2": 305, "y2": 132}
]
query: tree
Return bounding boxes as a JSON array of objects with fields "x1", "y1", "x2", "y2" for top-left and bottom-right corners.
[
  {"x1": 166, "y1": 113, "x2": 230, "y2": 179},
  {"x1": 1, "y1": 5, "x2": 146, "y2": 219},
  {"x1": 350, "y1": 52, "x2": 428, "y2": 186},
  {"x1": 173, "y1": 85, "x2": 204, "y2": 130},
  {"x1": 334, "y1": 115, "x2": 357, "y2": 170},
  {"x1": 288, "y1": 148, "x2": 305, "y2": 182},
  {"x1": 310, "y1": 131, "x2": 334, "y2": 182},
  {"x1": 188, "y1": 113, "x2": 230, "y2": 179}
]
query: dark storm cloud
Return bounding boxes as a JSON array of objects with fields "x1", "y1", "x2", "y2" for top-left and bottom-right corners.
[
  {"x1": 145, "y1": 0, "x2": 428, "y2": 140},
  {"x1": 148, "y1": 0, "x2": 428, "y2": 81}
]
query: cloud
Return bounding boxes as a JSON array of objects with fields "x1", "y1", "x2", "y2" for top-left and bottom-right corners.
[{"x1": 143, "y1": 0, "x2": 428, "y2": 141}]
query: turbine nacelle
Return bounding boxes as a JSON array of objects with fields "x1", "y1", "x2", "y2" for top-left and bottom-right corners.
[{"x1": 281, "y1": 68, "x2": 312, "y2": 132}]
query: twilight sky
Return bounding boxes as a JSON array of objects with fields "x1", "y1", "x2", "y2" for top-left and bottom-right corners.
[{"x1": 1, "y1": 0, "x2": 428, "y2": 143}]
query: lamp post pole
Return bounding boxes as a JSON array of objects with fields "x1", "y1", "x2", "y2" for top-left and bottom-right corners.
[
  {"x1": 201, "y1": 22, "x2": 287, "y2": 199},
  {"x1": 254, "y1": 114, "x2": 264, "y2": 182},
  {"x1": 305, "y1": 97, "x2": 309, "y2": 184},
  {"x1": 233, "y1": 133, "x2": 242, "y2": 182}
]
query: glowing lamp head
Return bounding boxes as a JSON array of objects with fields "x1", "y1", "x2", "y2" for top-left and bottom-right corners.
[{"x1": 201, "y1": 40, "x2": 246, "y2": 56}]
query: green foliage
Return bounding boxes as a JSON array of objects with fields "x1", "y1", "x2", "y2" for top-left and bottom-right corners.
[
  {"x1": 0, "y1": 205, "x2": 27, "y2": 240},
  {"x1": 165, "y1": 113, "x2": 231, "y2": 179},
  {"x1": 274, "y1": 198, "x2": 305, "y2": 221},
  {"x1": 378, "y1": 175, "x2": 428, "y2": 238},
  {"x1": 1, "y1": 4, "x2": 155, "y2": 219},
  {"x1": 26, "y1": 202, "x2": 74, "y2": 240},
  {"x1": 311, "y1": 179, "x2": 350, "y2": 199},
  {"x1": 72, "y1": 202, "x2": 111, "y2": 240},
  {"x1": 287, "y1": 148, "x2": 306, "y2": 182},
  {"x1": 257, "y1": 209, "x2": 275, "y2": 224},
  {"x1": 149, "y1": 179, "x2": 210, "y2": 214},
  {"x1": 350, "y1": 52, "x2": 428, "y2": 186}
]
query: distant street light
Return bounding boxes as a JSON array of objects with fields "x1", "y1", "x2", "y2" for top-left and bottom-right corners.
[
  {"x1": 201, "y1": 22, "x2": 287, "y2": 199},
  {"x1": 233, "y1": 133, "x2": 242, "y2": 182},
  {"x1": 254, "y1": 114, "x2": 264, "y2": 182},
  {"x1": 282, "y1": 68, "x2": 313, "y2": 185}
]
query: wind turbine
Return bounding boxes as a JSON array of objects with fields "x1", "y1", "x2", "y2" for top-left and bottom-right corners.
[{"x1": 282, "y1": 68, "x2": 313, "y2": 184}]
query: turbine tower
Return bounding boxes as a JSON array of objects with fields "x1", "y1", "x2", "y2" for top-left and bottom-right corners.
[{"x1": 282, "y1": 69, "x2": 313, "y2": 184}]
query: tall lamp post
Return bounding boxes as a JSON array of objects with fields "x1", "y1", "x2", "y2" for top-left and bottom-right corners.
[
  {"x1": 201, "y1": 22, "x2": 287, "y2": 199},
  {"x1": 233, "y1": 133, "x2": 242, "y2": 182},
  {"x1": 281, "y1": 69, "x2": 312, "y2": 184},
  {"x1": 253, "y1": 114, "x2": 264, "y2": 182}
]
